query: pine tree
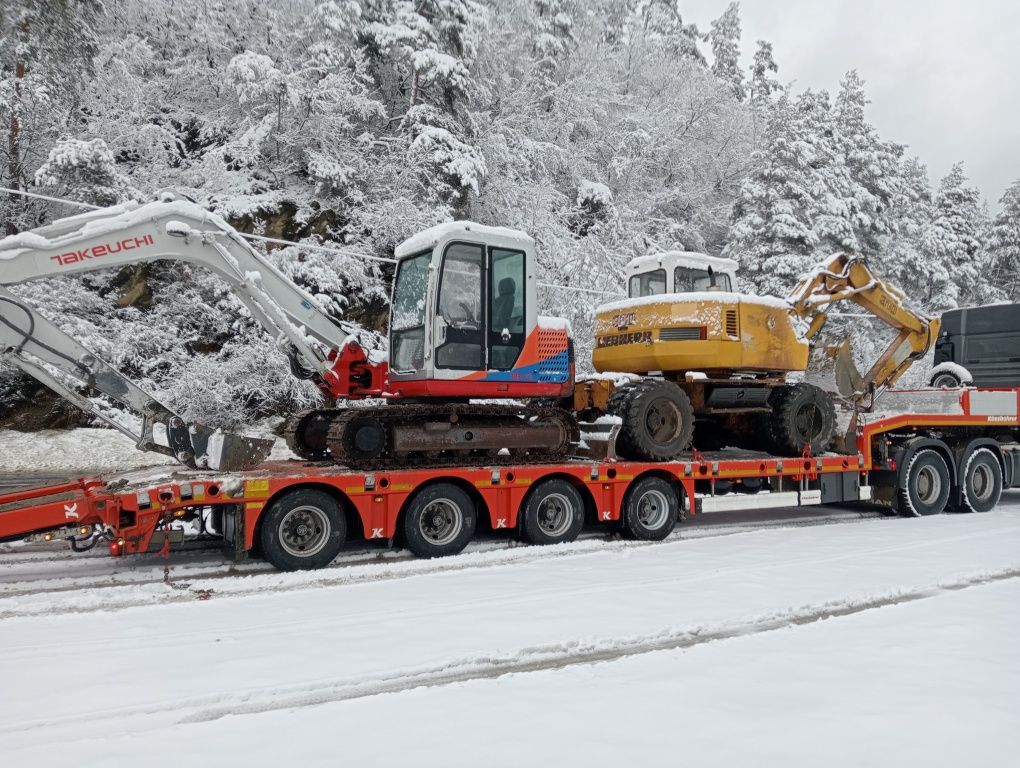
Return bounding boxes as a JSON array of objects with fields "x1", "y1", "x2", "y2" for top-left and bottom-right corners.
[
  {"x1": 986, "y1": 179, "x2": 1020, "y2": 299},
  {"x1": 748, "y1": 40, "x2": 781, "y2": 104},
  {"x1": 831, "y1": 70, "x2": 904, "y2": 255},
  {"x1": 709, "y1": 2, "x2": 744, "y2": 100},
  {"x1": 727, "y1": 94, "x2": 819, "y2": 295},
  {"x1": 927, "y1": 163, "x2": 987, "y2": 308},
  {"x1": 634, "y1": 0, "x2": 705, "y2": 64}
]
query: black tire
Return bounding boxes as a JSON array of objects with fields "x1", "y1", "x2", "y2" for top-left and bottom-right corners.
[
  {"x1": 402, "y1": 483, "x2": 476, "y2": 558},
  {"x1": 521, "y1": 479, "x2": 585, "y2": 545},
  {"x1": 929, "y1": 371, "x2": 963, "y2": 388},
  {"x1": 610, "y1": 379, "x2": 695, "y2": 461},
  {"x1": 897, "y1": 449, "x2": 951, "y2": 517},
  {"x1": 738, "y1": 477, "x2": 764, "y2": 494},
  {"x1": 621, "y1": 476, "x2": 680, "y2": 541},
  {"x1": 764, "y1": 383, "x2": 836, "y2": 455},
  {"x1": 258, "y1": 488, "x2": 346, "y2": 571},
  {"x1": 958, "y1": 448, "x2": 1003, "y2": 513}
]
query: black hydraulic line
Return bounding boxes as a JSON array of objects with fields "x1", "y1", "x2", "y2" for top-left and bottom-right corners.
[{"x1": 0, "y1": 294, "x2": 85, "y2": 368}]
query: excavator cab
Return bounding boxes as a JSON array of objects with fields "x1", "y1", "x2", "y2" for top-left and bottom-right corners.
[
  {"x1": 387, "y1": 222, "x2": 573, "y2": 400},
  {"x1": 625, "y1": 252, "x2": 738, "y2": 298}
]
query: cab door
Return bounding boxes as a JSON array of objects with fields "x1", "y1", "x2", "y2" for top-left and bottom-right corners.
[
  {"x1": 488, "y1": 247, "x2": 526, "y2": 370},
  {"x1": 432, "y1": 242, "x2": 486, "y2": 380}
]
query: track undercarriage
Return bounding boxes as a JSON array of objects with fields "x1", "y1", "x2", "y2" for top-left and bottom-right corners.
[{"x1": 286, "y1": 404, "x2": 579, "y2": 470}]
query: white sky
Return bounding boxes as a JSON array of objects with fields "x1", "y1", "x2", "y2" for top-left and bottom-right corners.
[{"x1": 683, "y1": 0, "x2": 1020, "y2": 206}]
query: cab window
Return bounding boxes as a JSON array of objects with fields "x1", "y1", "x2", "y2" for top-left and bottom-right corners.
[
  {"x1": 674, "y1": 266, "x2": 732, "y2": 292},
  {"x1": 628, "y1": 269, "x2": 666, "y2": 298},
  {"x1": 390, "y1": 251, "x2": 430, "y2": 372}
]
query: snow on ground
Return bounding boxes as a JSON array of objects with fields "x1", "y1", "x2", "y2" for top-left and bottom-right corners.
[
  {"x1": 1, "y1": 500, "x2": 1018, "y2": 766},
  {"x1": 0, "y1": 425, "x2": 296, "y2": 474}
]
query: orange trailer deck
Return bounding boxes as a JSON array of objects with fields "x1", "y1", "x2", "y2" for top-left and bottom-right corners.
[{"x1": 2, "y1": 387, "x2": 1018, "y2": 570}]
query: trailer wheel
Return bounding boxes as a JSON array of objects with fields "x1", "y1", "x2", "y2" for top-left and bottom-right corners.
[
  {"x1": 611, "y1": 379, "x2": 695, "y2": 461},
  {"x1": 259, "y1": 488, "x2": 346, "y2": 571},
  {"x1": 403, "y1": 483, "x2": 476, "y2": 558},
  {"x1": 621, "y1": 476, "x2": 680, "y2": 541},
  {"x1": 898, "y1": 449, "x2": 951, "y2": 517},
  {"x1": 521, "y1": 479, "x2": 585, "y2": 545},
  {"x1": 765, "y1": 383, "x2": 836, "y2": 454},
  {"x1": 958, "y1": 448, "x2": 1002, "y2": 513}
]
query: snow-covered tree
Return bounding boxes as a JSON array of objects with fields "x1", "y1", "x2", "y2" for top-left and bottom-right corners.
[
  {"x1": 926, "y1": 163, "x2": 987, "y2": 308},
  {"x1": 987, "y1": 180, "x2": 1020, "y2": 300},
  {"x1": 748, "y1": 39, "x2": 781, "y2": 104},
  {"x1": 709, "y1": 2, "x2": 744, "y2": 100}
]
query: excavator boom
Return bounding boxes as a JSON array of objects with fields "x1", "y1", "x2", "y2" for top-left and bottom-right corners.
[
  {"x1": 0, "y1": 195, "x2": 385, "y2": 470},
  {"x1": 787, "y1": 253, "x2": 941, "y2": 403}
]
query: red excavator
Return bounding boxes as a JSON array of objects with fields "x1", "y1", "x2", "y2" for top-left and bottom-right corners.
[{"x1": 0, "y1": 195, "x2": 576, "y2": 470}]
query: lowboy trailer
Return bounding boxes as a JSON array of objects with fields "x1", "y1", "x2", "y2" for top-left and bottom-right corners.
[{"x1": 2, "y1": 387, "x2": 1019, "y2": 571}]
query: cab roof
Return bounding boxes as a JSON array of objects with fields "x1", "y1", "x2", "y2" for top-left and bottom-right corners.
[
  {"x1": 395, "y1": 221, "x2": 534, "y2": 260},
  {"x1": 625, "y1": 251, "x2": 738, "y2": 276}
]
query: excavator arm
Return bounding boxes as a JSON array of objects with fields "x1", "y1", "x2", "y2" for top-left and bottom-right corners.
[
  {"x1": 0, "y1": 194, "x2": 385, "y2": 470},
  {"x1": 787, "y1": 253, "x2": 941, "y2": 404}
]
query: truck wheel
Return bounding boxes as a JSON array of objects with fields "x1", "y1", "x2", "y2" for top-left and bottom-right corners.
[
  {"x1": 898, "y1": 449, "x2": 951, "y2": 517},
  {"x1": 259, "y1": 488, "x2": 346, "y2": 571},
  {"x1": 522, "y1": 479, "x2": 585, "y2": 545},
  {"x1": 765, "y1": 383, "x2": 836, "y2": 454},
  {"x1": 958, "y1": 448, "x2": 1002, "y2": 513},
  {"x1": 403, "y1": 483, "x2": 476, "y2": 558},
  {"x1": 611, "y1": 379, "x2": 694, "y2": 461},
  {"x1": 929, "y1": 371, "x2": 963, "y2": 388},
  {"x1": 621, "y1": 476, "x2": 679, "y2": 541}
]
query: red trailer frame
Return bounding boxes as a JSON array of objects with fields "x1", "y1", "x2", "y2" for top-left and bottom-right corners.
[{"x1": 2, "y1": 387, "x2": 1018, "y2": 567}]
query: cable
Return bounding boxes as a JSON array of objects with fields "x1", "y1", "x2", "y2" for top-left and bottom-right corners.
[
  {"x1": 0, "y1": 294, "x2": 81, "y2": 367},
  {"x1": 0, "y1": 185, "x2": 625, "y2": 297}
]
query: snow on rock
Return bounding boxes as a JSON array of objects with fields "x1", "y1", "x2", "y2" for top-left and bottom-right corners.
[{"x1": 577, "y1": 179, "x2": 613, "y2": 207}]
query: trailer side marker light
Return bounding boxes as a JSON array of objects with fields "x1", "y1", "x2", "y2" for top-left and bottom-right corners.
[
  {"x1": 173, "y1": 509, "x2": 186, "y2": 518},
  {"x1": 43, "y1": 532, "x2": 54, "y2": 542},
  {"x1": 373, "y1": 495, "x2": 384, "y2": 503},
  {"x1": 79, "y1": 526, "x2": 90, "y2": 536},
  {"x1": 776, "y1": 461, "x2": 783, "y2": 472}
]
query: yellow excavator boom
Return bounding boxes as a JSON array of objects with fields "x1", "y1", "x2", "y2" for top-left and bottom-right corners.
[{"x1": 787, "y1": 253, "x2": 941, "y2": 402}]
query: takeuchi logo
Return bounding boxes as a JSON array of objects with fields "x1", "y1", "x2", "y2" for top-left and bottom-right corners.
[{"x1": 48, "y1": 234, "x2": 155, "y2": 266}]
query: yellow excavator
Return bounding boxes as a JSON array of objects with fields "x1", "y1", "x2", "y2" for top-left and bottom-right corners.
[{"x1": 589, "y1": 250, "x2": 940, "y2": 456}]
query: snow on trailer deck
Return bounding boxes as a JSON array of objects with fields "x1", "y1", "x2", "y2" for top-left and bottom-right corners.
[{"x1": 1, "y1": 499, "x2": 1018, "y2": 767}]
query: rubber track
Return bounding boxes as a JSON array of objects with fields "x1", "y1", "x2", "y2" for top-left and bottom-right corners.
[{"x1": 325, "y1": 403, "x2": 580, "y2": 470}]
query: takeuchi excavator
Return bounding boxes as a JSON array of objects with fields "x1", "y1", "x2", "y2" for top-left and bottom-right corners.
[
  {"x1": 0, "y1": 194, "x2": 577, "y2": 470},
  {"x1": 590, "y1": 250, "x2": 941, "y2": 454}
]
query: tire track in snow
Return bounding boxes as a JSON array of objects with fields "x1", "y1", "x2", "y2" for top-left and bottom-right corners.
[
  {"x1": 2, "y1": 567, "x2": 1016, "y2": 738},
  {"x1": 0, "y1": 511, "x2": 886, "y2": 622}
]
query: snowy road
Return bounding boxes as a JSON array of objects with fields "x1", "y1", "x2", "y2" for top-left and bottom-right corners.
[{"x1": 2, "y1": 495, "x2": 1018, "y2": 766}]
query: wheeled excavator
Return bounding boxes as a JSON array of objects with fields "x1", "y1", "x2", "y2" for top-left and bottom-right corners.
[{"x1": 590, "y1": 250, "x2": 941, "y2": 455}]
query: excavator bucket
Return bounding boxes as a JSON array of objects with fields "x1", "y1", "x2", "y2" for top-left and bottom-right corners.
[
  {"x1": 805, "y1": 339, "x2": 865, "y2": 400},
  {"x1": 184, "y1": 424, "x2": 275, "y2": 472}
]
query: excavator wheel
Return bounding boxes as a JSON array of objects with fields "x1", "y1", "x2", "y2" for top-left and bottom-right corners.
[
  {"x1": 763, "y1": 383, "x2": 836, "y2": 455},
  {"x1": 609, "y1": 378, "x2": 695, "y2": 461}
]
